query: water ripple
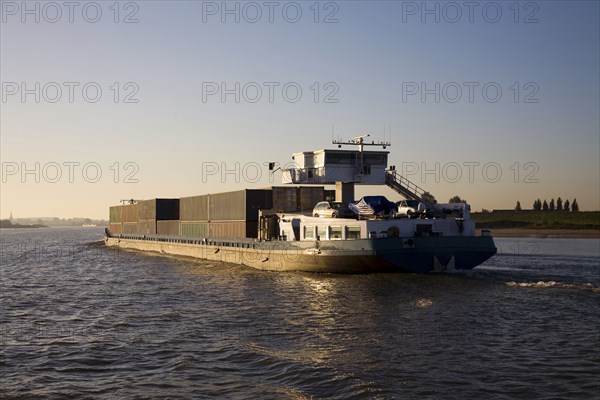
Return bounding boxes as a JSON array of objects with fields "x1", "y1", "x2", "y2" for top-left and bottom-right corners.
[{"x1": 1, "y1": 229, "x2": 599, "y2": 398}]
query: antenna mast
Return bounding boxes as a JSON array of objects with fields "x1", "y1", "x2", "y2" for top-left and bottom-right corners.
[{"x1": 332, "y1": 134, "x2": 391, "y2": 150}]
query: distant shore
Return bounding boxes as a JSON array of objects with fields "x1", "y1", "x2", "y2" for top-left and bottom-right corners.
[
  {"x1": 477, "y1": 228, "x2": 600, "y2": 239},
  {"x1": 0, "y1": 224, "x2": 48, "y2": 229}
]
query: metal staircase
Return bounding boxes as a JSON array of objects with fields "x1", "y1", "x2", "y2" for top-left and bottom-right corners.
[{"x1": 385, "y1": 170, "x2": 430, "y2": 205}]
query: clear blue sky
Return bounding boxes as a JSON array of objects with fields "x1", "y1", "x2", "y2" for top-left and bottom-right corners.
[{"x1": 1, "y1": 0, "x2": 599, "y2": 218}]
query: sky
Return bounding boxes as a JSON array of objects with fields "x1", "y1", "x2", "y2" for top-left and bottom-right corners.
[{"x1": 1, "y1": 0, "x2": 599, "y2": 219}]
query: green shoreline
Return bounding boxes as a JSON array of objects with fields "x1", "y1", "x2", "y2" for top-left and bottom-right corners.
[
  {"x1": 472, "y1": 211, "x2": 600, "y2": 231},
  {"x1": 0, "y1": 224, "x2": 48, "y2": 229},
  {"x1": 476, "y1": 228, "x2": 600, "y2": 239}
]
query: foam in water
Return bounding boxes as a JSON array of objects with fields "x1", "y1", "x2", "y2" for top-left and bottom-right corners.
[{"x1": 506, "y1": 281, "x2": 599, "y2": 292}]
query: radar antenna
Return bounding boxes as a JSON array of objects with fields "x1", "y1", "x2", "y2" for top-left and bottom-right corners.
[
  {"x1": 120, "y1": 199, "x2": 137, "y2": 205},
  {"x1": 332, "y1": 134, "x2": 391, "y2": 151}
]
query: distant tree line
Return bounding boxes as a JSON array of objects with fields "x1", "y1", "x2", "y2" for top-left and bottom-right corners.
[
  {"x1": 522, "y1": 197, "x2": 579, "y2": 212},
  {"x1": 0, "y1": 219, "x2": 48, "y2": 228},
  {"x1": 448, "y1": 195, "x2": 466, "y2": 203},
  {"x1": 9, "y1": 217, "x2": 107, "y2": 227},
  {"x1": 421, "y1": 193, "x2": 581, "y2": 212},
  {"x1": 426, "y1": 194, "x2": 468, "y2": 204}
]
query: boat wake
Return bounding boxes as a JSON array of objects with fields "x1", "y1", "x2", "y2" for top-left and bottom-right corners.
[{"x1": 505, "y1": 280, "x2": 599, "y2": 293}]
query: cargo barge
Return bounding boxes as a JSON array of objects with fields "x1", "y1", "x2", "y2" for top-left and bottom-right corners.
[{"x1": 104, "y1": 138, "x2": 496, "y2": 273}]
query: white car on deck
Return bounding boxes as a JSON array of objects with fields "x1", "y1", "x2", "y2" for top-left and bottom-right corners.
[
  {"x1": 395, "y1": 199, "x2": 426, "y2": 218},
  {"x1": 312, "y1": 201, "x2": 355, "y2": 218}
]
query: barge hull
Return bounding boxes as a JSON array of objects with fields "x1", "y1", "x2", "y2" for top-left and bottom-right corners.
[{"x1": 104, "y1": 236, "x2": 496, "y2": 274}]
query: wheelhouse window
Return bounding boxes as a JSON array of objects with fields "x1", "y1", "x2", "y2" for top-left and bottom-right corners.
[
  {"x1": 329, "y1": 226, "x2": 342, "y2": 240},
  {"x1": 363, "y1": 153, "x2": 387, "y2": 166},
  {"x1": 304, "y1": 226, "x2": 314, "y2": 239},
  {"x1": 345, "y1": 226, "x2": 361, "y2": 239},
  {"x1": 325, "y1": 152, "x2": 356, "y2": 165},
  {"x1": 317, "y1": 226, "x2": 327, "y2": 240}
]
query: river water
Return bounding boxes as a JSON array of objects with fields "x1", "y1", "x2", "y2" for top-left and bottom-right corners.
[{"x1": 1, "y1": 228, "x2": 599, "y2": 399}]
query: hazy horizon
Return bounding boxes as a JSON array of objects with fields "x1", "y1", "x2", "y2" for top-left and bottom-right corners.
[
  {"x1": 2, "y1": 1, "x2": 599, "y2": 219},
  {"x1": 2, "y1": 190, "x2": 596, "y2": 221}
]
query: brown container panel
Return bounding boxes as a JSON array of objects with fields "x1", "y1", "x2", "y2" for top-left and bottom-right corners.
[
  {"x1": 122, "y1": 204, "x2": 139, "y2": 223},
  {"x1": 109, "y1": 223, "x2": 122, "y2": 234},
  {"x1": 157, "y1": 220, "x2": 180, "y2": 236},
  {"x1": 272, "y1": 187, "x2": 298, "y2": 212},
  {"x1": 137, "y1": 200, "x2": 156, "y2": 220},
  {"x1": 209, "y1": 190, "x2": 246, "y2": 221},
  {"x1": 180, "y1": 222, "x2": 209, "y2": 238},
  {"x1": 109, "y1": 206, "x2": 122, "y2": 223},
  {"x1": 137, "y1": 219, "x2": 156, "y2": 235},
  {"x1": 123, "y1": 222, "x2": 138, "y2": 234},
  {"x1": 138, "y1": 199, "x2": 180, "y2": 220},
  {"x1": 208, "y1": 189, "x2": 273, "y2": 221},
  {"x1": 208, "y1": 221, "x2": 253, "y2": 238},
  {"x1": 180, "y1": 195, "x2": 209, "y2": 221},
  {"x1": 208, "y1": 221, "x2": 244, "y2": 238},
  {"x1": 297, "y1": 187, "x2": 324, "y2": 211}
]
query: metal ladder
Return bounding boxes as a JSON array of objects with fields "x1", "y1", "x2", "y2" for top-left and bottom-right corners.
[{"x1": 385, "y1": 169, "x2": 430, "y2": 205}]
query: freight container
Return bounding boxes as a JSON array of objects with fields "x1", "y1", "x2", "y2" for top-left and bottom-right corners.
[
  {"x1": 138, "y1": 199, "x2": 180, "y2": 220},
  {"x1": 109, "y1": 206, "x2": 122, "y2": 223},
  {"x1": 109, "y1": 222, "x2": 123, "y2": 234},
  {"x1": 208, "y1": 190, "x2": 245, "y2": 220},
  {"x1": 137, "y1": 219, "x2": 157, "y2": 235},
  {"x1": 209, "y1": 221, "x2": 259, "y2": 238},
  {"x1": 137, "y1": 200, "x2": 154, "y2": 220},
  {"x1": 272, "y1": 186, "x2": 297, "y2": 212},
  {"x1": 297, "y1": 186, "x2": 324, "y2": 212},
  {"x1": 122, "y1": 204, "x2": 139, "y2": 223},
  {"x1": 123, "y1": 222, "x2": 138, "y2": 234},
  {"x1": 209, "y1": 189, "x2": 273, "y2": 221},
  {"x1": 180, "y1": 221, "x2": 209, "y2": 238},
  {"x1": 157, "y1": 220, "x2": 180, "y2": 236},
  {"x1": 180, "y1": 195, "x2": 209, "y2": 221},
  {"x1": 156, "y1": 199, "x2": 179, "y2": 220}
]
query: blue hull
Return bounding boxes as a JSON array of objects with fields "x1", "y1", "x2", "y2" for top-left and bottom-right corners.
[{"x1": 373, "y1": 236, "x2": 497, "y2": 273}]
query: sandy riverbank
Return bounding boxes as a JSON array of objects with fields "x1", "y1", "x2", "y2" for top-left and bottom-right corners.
[{"x1": 476, "y1": 228, "x2": 600, "y2": 239}]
